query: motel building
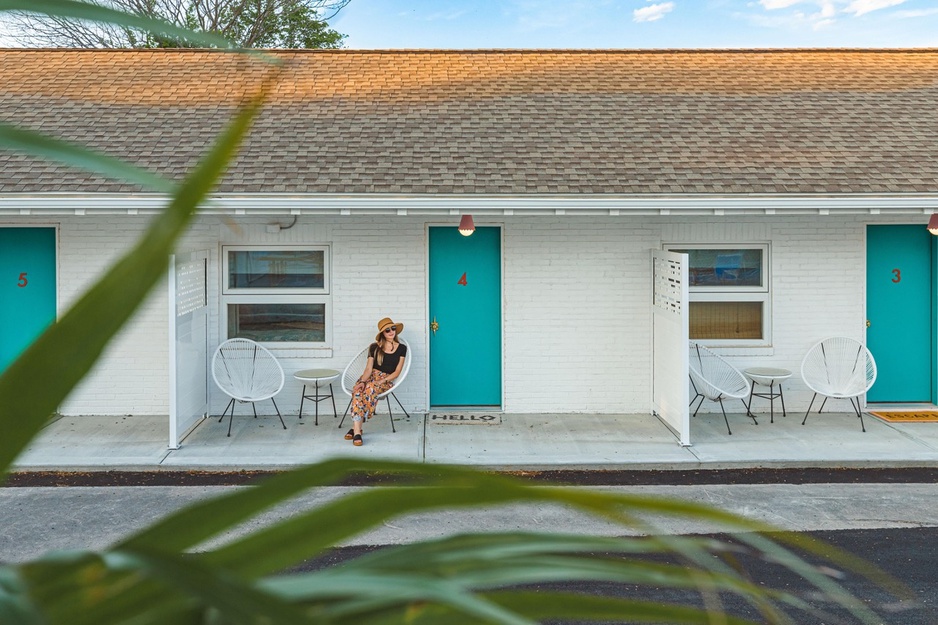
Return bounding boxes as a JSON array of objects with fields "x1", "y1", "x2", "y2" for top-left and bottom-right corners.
[{"x1": 2, "y1": 48, "x2": 938, "y2": 447}]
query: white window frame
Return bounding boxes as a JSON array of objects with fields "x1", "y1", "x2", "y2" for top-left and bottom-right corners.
[
  {"x1": 665, "y1": 243, "x2": 772, "y2": 348},
  {"x1": 220, "y1": 245, "x2": 332, "y2": 349},
  {"x1": 222, "y1": 245, "x2": 330, "y2": 295}
]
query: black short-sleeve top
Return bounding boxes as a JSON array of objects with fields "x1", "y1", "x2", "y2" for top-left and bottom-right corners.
[{"x1": 369, "y1": 342, "x2": 407, "y2": 374}]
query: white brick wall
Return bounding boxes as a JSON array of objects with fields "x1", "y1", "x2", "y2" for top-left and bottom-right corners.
[
  {"x1": 11, "y1": 211, "x2": 908, "y2": 417},
  {"x1": 56, "y1": 216, "x2": 170, "y2": 415}
]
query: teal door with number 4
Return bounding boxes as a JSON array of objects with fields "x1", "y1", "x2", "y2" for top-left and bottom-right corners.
[
  {"x1": 0, "y1": 228, "x2": 57, "y2": 374},
  {"x1": 866, "y1": 225, "x2": 934, "y2": 403},
  {"x1": 429, "y1": 226, "x2": 501, "y2": 407}
]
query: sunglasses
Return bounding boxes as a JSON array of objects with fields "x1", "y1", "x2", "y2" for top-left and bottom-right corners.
[{"x1": 383, "y1": 326, "x2": 397, "y2": 334}]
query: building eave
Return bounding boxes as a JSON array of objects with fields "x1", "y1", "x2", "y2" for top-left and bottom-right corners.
[{"x1": 3, "y1": 193, "x2": 938, "y2": 217}]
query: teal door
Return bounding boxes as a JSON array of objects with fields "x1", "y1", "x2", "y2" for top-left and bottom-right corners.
[
  {"x1": 866, "y1": 225, "x2": 934, "y2": 402},
  {"x1": 0, "y1": 228, "x2": 57, "y2": 374},
  {"x1": 429, "y1": 226, "x2": 501, "y2": 406}
]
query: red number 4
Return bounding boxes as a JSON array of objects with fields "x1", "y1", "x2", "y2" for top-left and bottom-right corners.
[{"x1": 17, "y1": 272, "x2": 27, "y2": 287}]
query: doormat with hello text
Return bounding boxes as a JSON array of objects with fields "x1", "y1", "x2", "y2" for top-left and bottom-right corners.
[
  {"x1": 869, "y1": 410, "x2": 938, "y2": 423},
  {"x1": 428, "y1": 412, "x2": 502, "y2": 425}
]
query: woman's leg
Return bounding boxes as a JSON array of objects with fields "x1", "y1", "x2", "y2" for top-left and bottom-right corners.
[{"x1": 349, "y1": 372, "x2": 393, "y2": 437}]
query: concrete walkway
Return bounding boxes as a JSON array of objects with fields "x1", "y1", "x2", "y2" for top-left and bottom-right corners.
[{"x1": 12, "y1": 407, "x2": 938, "y2": 471}]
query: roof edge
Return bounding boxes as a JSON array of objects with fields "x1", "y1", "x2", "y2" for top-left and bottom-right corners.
[
  {"x1": 2, "y1": 47, "x2": 938, "y2": 54},
  {"x1": 4, "y1": 193, "x2": 938, "y2": 217}
]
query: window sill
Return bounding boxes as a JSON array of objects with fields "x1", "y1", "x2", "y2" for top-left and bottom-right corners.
[
  {"x1": 265, "y1": 347, "x2": 334, "y2": 359},
  {"x1": 697, "y1": 345, "x2": 775, "y2": 357}
]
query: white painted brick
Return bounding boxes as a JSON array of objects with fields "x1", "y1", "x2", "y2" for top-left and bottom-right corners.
[{"x1": 6, "y1": 211, "x2": 910, "y2": 419}]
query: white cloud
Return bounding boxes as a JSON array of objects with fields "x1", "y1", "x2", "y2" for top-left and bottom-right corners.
[
  {"x1": 843, "y1": 0, "x2": 907, "y2": 17},
  {"x1": 894, "y1": 7, "x2": 938, "y2": 18},
  {"x1": 760, "y1": 0, "x2": 803, "y2": 8},
  {"x1": 752, "y1": 0, "x2": 910, "y2": 30},
  {"x1": 633, "y1": 2, "x2": 675, "y2": 22},
  {"x1": 508, "y1": 0, "x2": 615, "y2": 32}
]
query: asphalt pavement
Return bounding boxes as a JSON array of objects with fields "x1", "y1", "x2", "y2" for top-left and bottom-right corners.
[{"x1": 6, "y1": 410, "x2": 938, "y2": 623}]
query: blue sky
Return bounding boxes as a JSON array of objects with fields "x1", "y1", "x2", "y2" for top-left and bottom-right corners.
[{"x1": 330, "y1": 0, "x2": 938, "y2": 49}]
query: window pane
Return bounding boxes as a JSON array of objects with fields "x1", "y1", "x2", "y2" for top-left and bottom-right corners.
[
  {"x1": 227, "y1": 303, "x2": 325, "y2": 342},
  {"x1": 675, "y1": 249, "x2": 763, "y2": 287},
  {"x1": 689, "y1": 301, "x2": 763, "y2": 340},
  {"x1": 228, "y1": 250, "x2": 324, "y2": 289}
]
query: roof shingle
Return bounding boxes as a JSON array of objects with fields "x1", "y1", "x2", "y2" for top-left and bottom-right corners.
[{"x1": 2, "y1": 48, "x2": 938, "y2": 195}]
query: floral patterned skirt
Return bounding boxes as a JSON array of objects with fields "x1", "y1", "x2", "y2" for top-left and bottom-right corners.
[{"x1": 350, "y1": 370, "x2": 393, "y2": 423}]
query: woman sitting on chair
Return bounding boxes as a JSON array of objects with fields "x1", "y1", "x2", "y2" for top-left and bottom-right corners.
[{"x1": 345, "y1": 317, "x2": 407, "y2": 446}]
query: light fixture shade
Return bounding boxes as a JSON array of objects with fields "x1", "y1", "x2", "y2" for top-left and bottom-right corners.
[
  {"x1": 928, "y1": 214, "x2": 938, "y2": 235},
  {"x1": 458, "y1": 214, "x2": 475, "y2": 236}
]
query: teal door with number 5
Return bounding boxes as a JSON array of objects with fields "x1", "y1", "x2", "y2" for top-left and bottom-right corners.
[
  {"x1": 429, "y1": 226, "x2": 501, "y2": 407},
  {"x1": 866, "y1": 225, "x2": 934, "y2": 402},
  {"x1": 0, "y1": 228, "x2": 56, "y2": 374}
]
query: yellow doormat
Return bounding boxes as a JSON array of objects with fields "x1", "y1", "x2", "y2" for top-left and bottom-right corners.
[{"x1": 869, "y1": 410, "x2": 938, "y2": 423}]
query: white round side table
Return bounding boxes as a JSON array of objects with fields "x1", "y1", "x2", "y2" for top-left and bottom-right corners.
[
  {"x1": 744, "y1": 367, "x2": 792, "y2": 424},
  {"x1": 294, "y1": 368, "x2": 340, "y2": 425}
]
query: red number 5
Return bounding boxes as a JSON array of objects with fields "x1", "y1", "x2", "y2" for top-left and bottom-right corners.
[{"x1": 17, "y1": 272, "x2": 27, "y2": 287}]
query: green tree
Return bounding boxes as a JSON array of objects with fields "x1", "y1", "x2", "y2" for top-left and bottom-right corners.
[{"x1": 4, "y1": 0, "x2": 347, "y2": 48}]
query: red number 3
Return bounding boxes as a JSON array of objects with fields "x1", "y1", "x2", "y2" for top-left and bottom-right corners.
[
  {"x1": 17, "y1": 272, "x2": 27, "y2": 287},
  {"x1": 891, "y1": 268, "x2": 901, "y2": 284}
]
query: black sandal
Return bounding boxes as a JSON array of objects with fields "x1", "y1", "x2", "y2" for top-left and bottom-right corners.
[
  {"x1": 352, "y1": 433, "x2": 363, "y2": 447},
  {"x1": 344, "y1": 429, "x2": 354, "y2": 440}
]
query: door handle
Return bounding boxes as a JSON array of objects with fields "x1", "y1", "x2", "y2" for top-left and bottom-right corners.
[{"x1": 430, "y1": 317, "x2": 439, "y2": 335}]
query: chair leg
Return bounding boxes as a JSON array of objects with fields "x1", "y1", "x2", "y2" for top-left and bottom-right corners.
[
  {"x1": 850, "y1": 397, "x2": 866, "y2": 433},
  {"x1": 743, "y1": 399, "x2": 758, "y2": 425},
  {"x1": 802, "y1": 393, "x2": 818, "y2": 425},
  {"x1": 385, "y1": 397, "x2": 396, "y2": 433},
  {"x1": 818, "y1": 397, "x2": 829, "y2": 414},
  {"x1": 689, "y1": 377, "x2": 703, "y2": 413},
  {"x1": 717, "y1": 398, "x2": 732, "y2": 435},
  {"x1": 226, "y1": 400, "x2": 236, "y2": 437},
  {"x1": 219, "y1": 398, "x2": 234, "y2": 423},
  {"x1": 691, "y1": 394, "x2": 705, "y2": 417},
  {"x1": 251, "y1": 402, "x2": 258, "y2": 419},
  {"x1": 338, "y1": 398, "x2": 352, "y2": 428},
  {"x1": 271, "y1": 397, "x2": 287, "y2": 430},
  {"x1": 390, "y1": 392, "x2": 411, "y2": 418}
]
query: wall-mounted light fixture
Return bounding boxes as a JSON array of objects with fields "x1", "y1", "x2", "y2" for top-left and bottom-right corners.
[
  {"x1": 458, "y1": 214, "x2": 475, "y2": 236},
  {"x1": 266, "y1": 215, "x2": 298, "y2": 234},
  {"x1": 928, "y1": 214, "x2": 938, "y2": 235}
]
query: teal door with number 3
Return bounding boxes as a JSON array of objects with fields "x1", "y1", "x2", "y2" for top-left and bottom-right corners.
[
  {"x1": 0, "y1": 228, "x2": 57, "y2": 374},
  {"x1": 429, "y1": 226, "x2": 501, "y2": 407},
  {"x1": 866, "y1": 225, "x2": 934, "y2": 403}
]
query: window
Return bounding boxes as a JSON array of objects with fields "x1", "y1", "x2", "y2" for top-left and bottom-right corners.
[
  {"x1": 221, "y1": 246, "x2": 330, "y2": 346},
  {"x1": 667, "y1": 245, "x2": 770, "y2": 345}
]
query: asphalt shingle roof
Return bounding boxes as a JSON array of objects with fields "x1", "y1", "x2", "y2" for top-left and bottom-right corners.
[{"x1": 2, "y1": 48, "x2": 938, "y2": 195}]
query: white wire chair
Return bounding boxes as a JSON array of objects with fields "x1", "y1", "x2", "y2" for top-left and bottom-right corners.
[
  {"x1": 338, "y1": 338, "x2": 411, "y2": 433},
  {"x1": 211, "y1": 338, "x2": 286, "y2": 437},
  {"x1": 800, "y1": 337, "x2": 877, "y2": 432},
  {"x1": 688, "y1": 342, "x2": 754, "y2": 435}
]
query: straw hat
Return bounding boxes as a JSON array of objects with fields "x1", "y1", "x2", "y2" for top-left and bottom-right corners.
[{"x1": 376, "y1": 317, "x2": 403, "y2": 340}]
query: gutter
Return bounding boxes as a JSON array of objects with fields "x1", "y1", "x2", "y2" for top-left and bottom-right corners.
[{"x1": 3, "y1": 193, "x2": 938, "y2": 216}]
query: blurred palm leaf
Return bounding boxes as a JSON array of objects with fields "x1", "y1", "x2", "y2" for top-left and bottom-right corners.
[
  {"x1": 0, "y1": 3, "x2": 914, "y2": 623},
  {"x1": 0, "y1": 124, "x2": 177, "y2": 194}
]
